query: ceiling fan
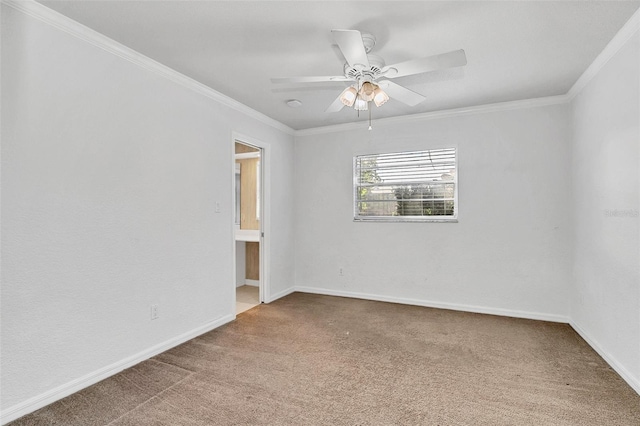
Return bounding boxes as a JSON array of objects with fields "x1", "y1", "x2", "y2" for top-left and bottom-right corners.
[{"x1": 271, "y1": 29, "x2": 467, "y2": 113}]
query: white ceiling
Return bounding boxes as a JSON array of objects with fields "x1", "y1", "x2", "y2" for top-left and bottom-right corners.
[{"x1": 39, "y1": 1, "x2": 640, "y2": 130}]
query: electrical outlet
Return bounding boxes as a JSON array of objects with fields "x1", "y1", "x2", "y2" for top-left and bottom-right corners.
[
  {"x1": 339, "y1": 268, "x2": 344, "y2": 276},
  {"x1": 215, "y1": 201, "x2": 221, "y2": 213},
  {"x1": 151, "y1": 304, "x2": 159, "y2": 320}
]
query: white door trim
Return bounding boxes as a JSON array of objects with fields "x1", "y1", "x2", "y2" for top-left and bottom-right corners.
[{"x1": 231, "y1": 131, "x2": 270, "y2": 307}]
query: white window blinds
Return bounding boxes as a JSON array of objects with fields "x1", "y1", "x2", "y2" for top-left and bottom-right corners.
[{"x1": 354, "y1": 148, "x2": 457, "y2": 221}]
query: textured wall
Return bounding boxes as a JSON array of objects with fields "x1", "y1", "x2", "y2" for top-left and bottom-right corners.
[
  {"x1": 1, "y1": 4, "x2": 295, "y2": 413},
  {"x1": 571, "y1": 29, "x2": 640, "y2": 388},
  {"x1": 294, "y1": 104, "x2": 573, "y2": 320}
]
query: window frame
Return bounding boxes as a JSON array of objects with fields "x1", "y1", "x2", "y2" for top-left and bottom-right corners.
[{"x1": 353, "y1": 147, "x2": 459, "y2": 223}]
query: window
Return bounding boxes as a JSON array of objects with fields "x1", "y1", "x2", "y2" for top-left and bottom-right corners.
[{"x1": 354, "y1": 148, "x2": 457, "y2": 222}]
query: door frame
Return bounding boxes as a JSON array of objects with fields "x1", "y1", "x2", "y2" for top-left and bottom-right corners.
[{"x1": 231, "y1": 131, "x2": 270, "y2": 309}]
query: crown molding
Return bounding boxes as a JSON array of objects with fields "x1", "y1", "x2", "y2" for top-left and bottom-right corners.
[
  {"x1": 5, "y1": 0, "x2": 638, "y2": 138},
  {"x1": 2, "y1": 0, "x2": 295, "y2": 136},
  {"x1": 295, "y1": 95, "x2": 570, "y2": 137},
  {"x1": 295, "y1": 5, "x2": 640, "y2": 137},
  {"x1": 298, "y1": 2, "x2": 640, "y2": 140},
  {"x1": 567, "y1": 6, "x2": 640, "y2": 101}
]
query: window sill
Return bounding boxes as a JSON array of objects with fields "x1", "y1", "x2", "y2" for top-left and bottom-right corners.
[{"x1": 354, "y1": 217, "x2": 458, "y2": 223}]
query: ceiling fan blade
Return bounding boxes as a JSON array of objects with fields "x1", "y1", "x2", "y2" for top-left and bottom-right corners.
[
  {"x1": 378, "y1": 80, "x2": 426, "y2": 106},
  {"x1": 383, "y1": 49, "x2": 467, "y2": 79},
  {"x1": 331, "y1": 29, "x2": 370, "y2": 69},
  {"x1": 325, "y1": 94, "x2": 345, "y2": 113},
  {"x1": 271, "y1": 76, "x2": 351, "y2": 84}
]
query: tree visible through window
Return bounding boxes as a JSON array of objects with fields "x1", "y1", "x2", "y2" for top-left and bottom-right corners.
[{"x1": 354, "y1": 148, "x2": 457, "y2": 221}]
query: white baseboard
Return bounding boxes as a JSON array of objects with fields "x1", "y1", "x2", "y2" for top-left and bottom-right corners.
[
  {"x1": 245, "y1": 279, "x2": 259, "y2": 287},
  {"x1": 265, "y1": 286, "x2": 295, "y2": 304},
  {"x1": 294, "y1": 286, "x2": 570, "y2": 323},
  {"x1": 0, "y1": 314, "x2": 235, "y2": 425},
  {"x1": 293, "y1": 287, "x2": 640, "y2": 396},
  {"x1": 570, "y1": 320, "x2": 640, "y2": 396},
  {"x1": 6, "y1": 291, "x2": 636, "y2": 424}
]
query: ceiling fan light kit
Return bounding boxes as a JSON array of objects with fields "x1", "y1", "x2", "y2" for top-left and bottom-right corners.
[
  {"x1": 271, "y1": 29, "x2": 467, "y2": 127},
  {"x1": 354, "y1": 98, "x2": 369, "y2": 111},
  {"x1": 373, "y1": 86, "x2": 389, "y2": 107},
  {"x1": 359, "y1": 82, "x2": 376, "y2": 102},
  {"x1": 339, "y1": 81, "x2": 388, "y2": 110},
  {"x1": 339, "y1": 86, "x2": 358, "y2": 107}
]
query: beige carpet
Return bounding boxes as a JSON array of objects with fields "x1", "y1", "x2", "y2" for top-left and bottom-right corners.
[{"x1": 10, "y1": 293, "x2": 640, "y2": 425}]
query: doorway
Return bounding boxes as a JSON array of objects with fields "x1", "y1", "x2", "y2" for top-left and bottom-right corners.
[{"x1": 233, "y1": 139, "x2": 263, "y2": 314}]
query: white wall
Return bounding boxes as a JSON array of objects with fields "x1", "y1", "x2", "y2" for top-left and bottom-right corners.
[
  {"x1": 2, "y1": 0, "x2": 638, "y2": 420},
  {"x1": 570, "y1": 28, "x2": 640, "y2": 391},
  {"x1": 236, "y1": 241, "x2": 246, "y2": 287},
  {"x1": 0, "y1": 3, "x2": 295, "y2": 418},
  {"x1": 294, "y1": 103, "x2": 573, "y2": 320}
]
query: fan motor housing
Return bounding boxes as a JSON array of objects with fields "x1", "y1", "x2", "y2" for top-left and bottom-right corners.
[
  {"x1": 361, "y1": 33, "x2": 376, "y2": 53},
  {"x1": 344, "y1": 54, "x2": 385, "y2": 81}
]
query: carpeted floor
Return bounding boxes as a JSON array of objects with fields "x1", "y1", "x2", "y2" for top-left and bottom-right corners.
[{"x1": 9, "y1": 293, "x2": 640, "y2": 425}]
